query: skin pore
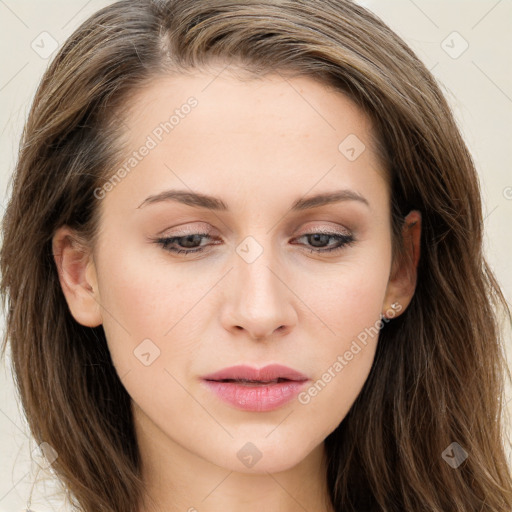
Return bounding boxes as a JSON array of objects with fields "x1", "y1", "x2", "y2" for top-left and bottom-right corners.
[{"x1": 52, "y1": 66, "x2": 421, "y2": 512}]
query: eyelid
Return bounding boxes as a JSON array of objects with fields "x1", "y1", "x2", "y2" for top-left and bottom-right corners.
[
  {"x1": 156, "y1": 223, "x2": 215, "y2": 237},
  {"x1": 158, "y1": 223, "x2": 351, "y2": 240},
  {"x1": 296, "y1": 224, "x2": 351, "y2": 235}
]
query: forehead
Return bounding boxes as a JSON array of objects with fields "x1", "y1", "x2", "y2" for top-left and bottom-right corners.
[
  {"x1": 123, "y1": 68, "x2": 377, "y2": 146},
  {"x1": 101, "y1": 68, "x2": 388, "y2": 217}
]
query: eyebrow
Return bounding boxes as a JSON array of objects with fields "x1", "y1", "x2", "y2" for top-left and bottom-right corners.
[{"x1": 136, "y1": 188, "x2": 369, "y2": 211}]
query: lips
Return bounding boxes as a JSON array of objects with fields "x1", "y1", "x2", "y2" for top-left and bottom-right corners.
[
  {"x1": 202, "y1": 364, "x2": 309, "y2": 383},
  {"x1": 201, "y1": 364, "x2": 310, "y2": 412}
]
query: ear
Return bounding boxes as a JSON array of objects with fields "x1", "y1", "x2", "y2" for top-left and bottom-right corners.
[
  {"x1": 382, "y1": 210, "x2": 421, "y2": 319},
  {"x1": 52, "y1": 225, "x2": 103, "y2": 327}
]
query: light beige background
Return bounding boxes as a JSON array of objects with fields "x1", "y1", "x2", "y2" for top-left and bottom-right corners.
[{"x1": 0, "y1": 1, "x2": 511, "y2": 510}]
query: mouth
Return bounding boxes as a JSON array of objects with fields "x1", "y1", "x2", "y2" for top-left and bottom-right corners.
[
  {"x1": 200, "y1": 364, "x2": 310, "y2": 412},
  {"x1": 201, "y1": 363, "x2": 309, "y2": 383},
  {"x1": 206, "y1": 377, "x2": 300, "y2": 386}
]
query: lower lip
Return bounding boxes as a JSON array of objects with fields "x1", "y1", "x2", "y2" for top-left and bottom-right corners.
[{"x1": 201, "y1": 379, "x2": 309, "y2": 412}]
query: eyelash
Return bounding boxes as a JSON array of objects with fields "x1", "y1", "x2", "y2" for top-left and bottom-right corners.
[{"x1": 154, "y1": 231, "x2": 355, "y2": 256}]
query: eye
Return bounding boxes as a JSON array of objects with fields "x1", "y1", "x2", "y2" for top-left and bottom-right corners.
[
  {"x1": 293, "y1": 232, "x2": 355, "y2": 253},
  {"x1": 155, "y1": 233, "x2": 216, "y2": 255},
  {"x1": 153, "y1": 230, "x2": 355, "y2": 256}
]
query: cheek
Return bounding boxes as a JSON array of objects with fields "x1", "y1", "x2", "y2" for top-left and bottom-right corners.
[
  {"x1": 296, "y1": 337, "x2": 378, "y2": 441},
  {"x1": 293, "y1": 251, "x2": 391, "y2": 431},
  {"x1": 94, "y1": 253, "x2": 204, "y2": 423},
  {"x1": 93, "y1": 245, "x2": 200, "y2": 377},
  {"x1": 299, "y1": 244, "x2": 391, "y2": 342}
]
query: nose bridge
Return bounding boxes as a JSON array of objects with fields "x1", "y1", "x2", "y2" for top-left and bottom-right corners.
[
  {"x1": 236, "y1": 233, "x2": 284, "y2": 308},
  {"x1": 224, "y1": 232, "x2": 296, "y2": 338}
]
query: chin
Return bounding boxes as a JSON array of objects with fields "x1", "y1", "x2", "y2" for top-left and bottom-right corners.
[{"x1": 209, "y1": 437, "x2": 317, "y2": 475}]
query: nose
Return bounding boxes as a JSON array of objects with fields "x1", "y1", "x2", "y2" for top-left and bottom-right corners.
[{"x1": 220, "y1": 241, "x2": 297, "y2": 342}]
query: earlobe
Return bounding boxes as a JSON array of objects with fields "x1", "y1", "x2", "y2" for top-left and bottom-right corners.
[
  {"x1": 52, "y1": 226, "x2": 103, "y2": 327},
  {"x1": 382, "y1": 210, "x2": 422, "y2": 318}
]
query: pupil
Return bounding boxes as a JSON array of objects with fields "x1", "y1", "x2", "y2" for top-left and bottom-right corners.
[
  {"x1": 310, "y1": 234, "x2": 328, "y2": 247},
  {"x1": 182, "y1": 234, "x2": 201, "y2": 248}
]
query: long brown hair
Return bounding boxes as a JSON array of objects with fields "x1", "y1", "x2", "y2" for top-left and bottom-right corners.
[{"x1": 1, "y1": 0, "x2": 511, "y2": 510}]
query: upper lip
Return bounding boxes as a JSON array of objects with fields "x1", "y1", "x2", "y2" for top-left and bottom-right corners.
[{"x1": 202, "y1": 364, "x2": 309, "y2": 382}]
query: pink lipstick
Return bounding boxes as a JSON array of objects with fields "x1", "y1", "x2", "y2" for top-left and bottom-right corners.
[{"x1": 201, "y1": 364, "x2": 310, "y2": 412}]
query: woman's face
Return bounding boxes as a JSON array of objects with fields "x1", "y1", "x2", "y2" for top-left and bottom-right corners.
[{"x1": 55, "y1": 66, "x2": 418, "y2": 475}]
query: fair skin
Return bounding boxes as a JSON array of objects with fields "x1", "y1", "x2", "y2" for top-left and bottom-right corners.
[{"x1": 52, "y1": 66, "x2": 421, "y2": 512}]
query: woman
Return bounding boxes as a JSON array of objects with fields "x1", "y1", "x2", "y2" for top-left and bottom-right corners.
[{"x1": 1, "y1": 0, "x2": 511, "y2": 511}]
